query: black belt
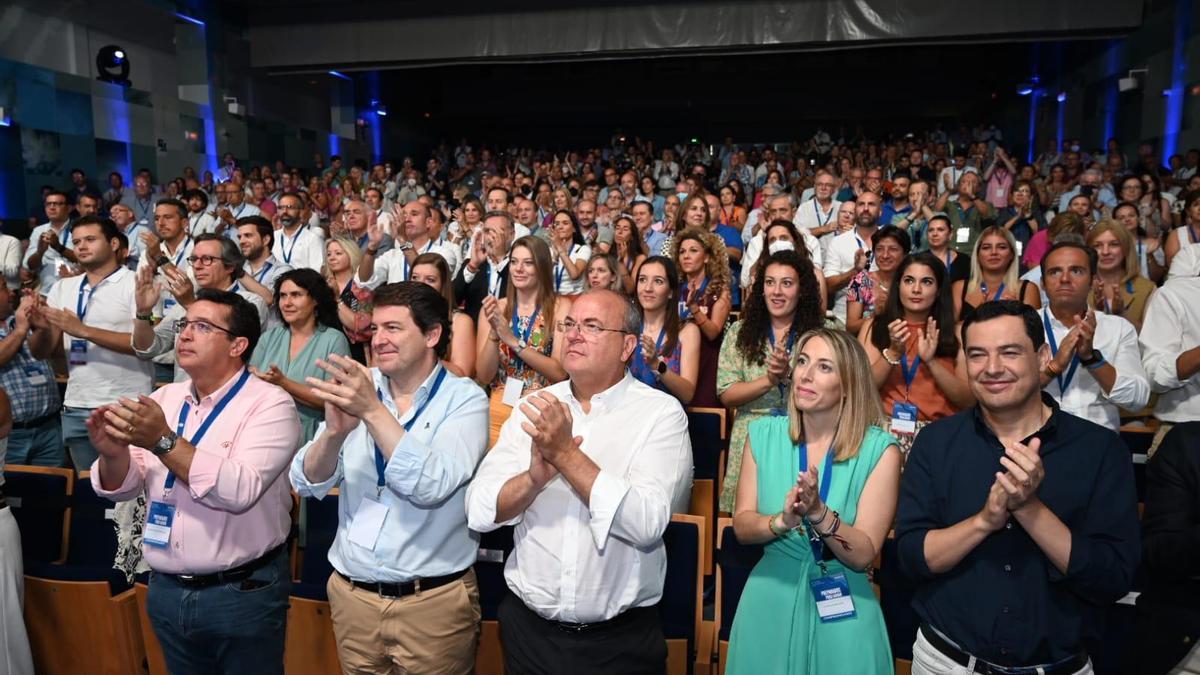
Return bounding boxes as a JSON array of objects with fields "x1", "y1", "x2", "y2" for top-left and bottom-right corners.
[
  {"x1": 547, "y1": 605, "x2": 653, "y2": 634},
  {"x1": 338, "y1": 567, "x2": 468, "y2": 599},
  {"x1": 12, "y1": 412, "x2": 58, "y2": 430},
  {"x1": 162, "y1": 544, "x2": 284, "y2": 589},
  {"x1": 920, "y1": 625, "x2": 1088, "y2": 675}
]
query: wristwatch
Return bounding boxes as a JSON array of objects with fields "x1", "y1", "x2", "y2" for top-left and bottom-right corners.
[
  {"x1": 151, "y1": 430, "x2": 179, "y2": 457},
  {"x1": 657, "y1": 361, "x2": 669, "y2": 376},
  {"x1": 1079, "y1": 350, "x2": 1104, "y2": 368},
  {"x1": 397, "y1": 241, "x2": 414, "y2": 252}
]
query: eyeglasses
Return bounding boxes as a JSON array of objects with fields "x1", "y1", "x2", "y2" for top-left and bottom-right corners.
[
  {"x1": 186, "y1": 255, "x2": 224, "y2": 267},
  {"x1": 44, "y1": 201, "x2": 67, "y2": 207},
  {"x1": 557, "y1": 318, "x2": 630, "y2": 338},
  {"x1": 174, "y1": 319, "x2": 235, "y2": 337}
]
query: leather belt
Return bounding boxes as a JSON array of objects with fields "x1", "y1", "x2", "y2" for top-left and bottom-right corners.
[
  {"x1": 548, "y1": 605, "x2": 651, "y2": 634},
  {"x1": 338, "y1": 568, "x2": 468, "y2": 599},
  {"x1": 920, "y1": 624, "x2": 1088, "y2": 675},
  {"x1": 12, "y1": 412, "x2": 58, "y2": 430},
  {"x1": 162, "y1": 544, "x2": 284, "y2": 589}
]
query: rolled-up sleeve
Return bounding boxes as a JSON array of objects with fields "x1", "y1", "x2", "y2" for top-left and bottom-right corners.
[
  {"x1": 465, "y1": 408, "x2": 530, "y2": 532},
  {"x1": 385, "y1": 389, "x2": 488, "y2": 506},
  {"x1": 589, "y1": 406, "x2": 692, "y2": 551},
  {"x1": 1047, "y1": 434, "x2": 1140, "y2": 604},
  {"x1": 187, "y1": 394, "x2": 301, "y2": 513},
  {"x1": 289, "y1": 421, "x2": 344, "y2": 499},
  {"x1": 1140, "y1": 291, "x2": 1189, "y2": 392},
  {"x1": 90, "y1": 450, "x2": 149, "y2": 501},
  {"x1": 133, "y1": 319, "x2": 178, "y2": 361},
  {"x1": 1101, "y1": 320, "x2": 1150, "y2": 411},
  {"x1": 894, "y1": 429, "x2": 939, "y2": 581}
]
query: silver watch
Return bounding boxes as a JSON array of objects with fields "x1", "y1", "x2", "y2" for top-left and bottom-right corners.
[{"x1": 152, "y1": 430, "x2": 179, "y2": 456}]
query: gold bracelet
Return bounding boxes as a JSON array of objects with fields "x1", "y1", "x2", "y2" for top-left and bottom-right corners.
[
  {"x1": 767, "y1": 513, "x2": 790, "y2": 538},
  {"x1": 881, "y1": 348, "x2": 901, "y2": 366}
]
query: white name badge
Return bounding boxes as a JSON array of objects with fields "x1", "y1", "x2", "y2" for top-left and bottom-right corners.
[
  {"x1": 956, "y1": 228, "x2": 970, "y2": 244},
  {"x1": 347, "y1": 496, "x2": 390, "y2": 551},
  {"x1": 68, "y1": 339, "x2": 88, "y2": 366},
  {"x1": 25, "y1": 366, "x2": 48, "y2": 386},
  {"x1": 1015, "y1": 240, "x2": 1024, "y2": 257},
  {"x1": 502, "y1": 376, "x2": 525, "y2": 407},
  {"x1": 144, "y1": 501, "x2": 176, "y2": 548},
  {"x1": 810, "y1": 573, "x2": 857, "y2": 622},
  {"x1": 995, "y1": 187, "x2": 1007, "y2": 199}
]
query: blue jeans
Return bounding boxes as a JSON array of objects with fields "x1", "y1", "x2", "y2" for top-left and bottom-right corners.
[
  {"x1": 60, "y1": 407, "x2": 98, "y2": 471},
  {"x1": 5, "y1": 416, "x2": 64, "y2": 467},
  {"x1": 147, "y1": 552, "x2": 291, "y2": 675}
]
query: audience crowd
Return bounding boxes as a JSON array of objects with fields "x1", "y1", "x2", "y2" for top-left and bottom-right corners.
[{"x1": 2, "y1": 126, "x2": 1200, "y2": 675}]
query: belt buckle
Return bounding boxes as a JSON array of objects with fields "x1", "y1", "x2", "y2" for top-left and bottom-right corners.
[{"x1": 413, "y1": 578, "x2": 421, "y2": 596}]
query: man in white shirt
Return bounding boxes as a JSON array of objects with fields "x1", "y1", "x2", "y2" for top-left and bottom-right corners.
[
  {"x1": 358, "y1": 201, "x2": 459, "y2": 289},
  {"x1": 1038, "y1": 242, "x2": 1149, "y2": 431},
  {"x1": 110, "y1": 204, "x2": 148, "y2": 270},
  {"x1": 215, "y1": 182, "x2": 261, "y2": 239},
  {"x1": 466, "y1": 289, "x2": 692, "y2": 675},
  {"x1": 794, "y1": 170, "x2": 842, "y2": 240},
  {"x1": 740, "y1": 183, "x2": 782, "y2": 246},
  {"x1": 1140, "y1": 245, "x2": 1200, "y2": 430},
  {"x1": 184, "y1": 189, "x2": 219, "y2": 236},
  {"x1": 823, "y1": 191, "x2": 882, "y2": 325},
  {"x1": 292, "y1": 282, "x2": 488, "y2": 674},
  {"x1": 23, "y1": 191, "x2": 78, "y2": 293},
  {"x1": 26, "y1": 216, "x2": 154, "y2": 469},
  {"x1": 939, "y1": 151, "x2": 977, "y2": 197},
  {"x1": 740, "y1": 195, "x2": 822, "y2": 289},
  {"x1": 236, "y1": 217, "x2": 291, "y2": 312},
  {"x1": 272, "y1": 193, "x2": 325, "y2": 272}
]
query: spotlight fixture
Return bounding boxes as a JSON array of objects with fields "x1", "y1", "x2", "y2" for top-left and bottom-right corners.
[
  {"x1": 1056, "y1": 92, "x2": 1067, "y2": 102},
  {"x1": 96, "y1": 45, "x2": 131, "y2": 86},
  {"x1": 1016, "y1": 84, "x2": 1035, "y2": 96},
  {"x1": 375, "y1": 107, "x2": 388, "y2": 117},
  {"x1": 1118, "y1": 68, "x2": 1148, "y2": 93}
]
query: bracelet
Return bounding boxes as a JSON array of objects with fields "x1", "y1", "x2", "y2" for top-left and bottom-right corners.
[
  {"x1": 814, "y1": 510, "x2": 841, "y2": 539},
  {"x1": 809, "y1": 505, "x2": 831, "y2": 527},
  {"x1": 767, "y1": 513, "x2": 790, "y2": 538},
  {"x1": 1084, "y1": 356, "x2": 1107, "y2": 371},
  {"x1": 881, "y1": 348, "x2": 901, "y2": 366},
  {"x1": 135, "y1": 312, "x2": 155, "y2": 322},
  {"x1": 1044, "y1": 361, "x2": 1062, "y2": 377}
]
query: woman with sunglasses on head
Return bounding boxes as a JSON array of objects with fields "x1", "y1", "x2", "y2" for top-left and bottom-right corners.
[
  {"x1": 475, "y1": 236, "x2": 570, "y2": 446},
  {"x1": 716, "y1": 249, "x2": 824, "y2": 513},
  {"x1": 859, "y1": 252, "x2": 972, "y2": 454},
  {"x1": 409, "y1": 251, "x2": 476, "y2": 377},
  {"x1": 324, "y1": 236, "x2": 373, "y2": 365},
  {"x1": 630, "y1": 256, "x2": 700, "y2": 405},
  {"x1": 249, "y1": 269, "x2": 351, "y2": 442},
  {"x1": 727, "y1": 328, "x2": 900, "y2": 675}
]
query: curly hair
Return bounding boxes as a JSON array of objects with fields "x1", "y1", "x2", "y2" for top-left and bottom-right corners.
[
  {"x1": 670, "y1": 226, "x2": 732, "y2": 301},
  {"x1": 735, "y1": 249, "x2": 823, "y2": 365},
  {"x1": 272, "y1": 268, "x2": 341, "y2": 330}
]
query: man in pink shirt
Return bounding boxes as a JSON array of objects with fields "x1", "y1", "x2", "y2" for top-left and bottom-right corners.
[{"x1": 88, "y1": 289, "x2": 300, "y2": 675}]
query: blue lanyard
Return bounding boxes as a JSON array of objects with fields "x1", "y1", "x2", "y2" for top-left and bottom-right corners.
[
  {"x1": 400, "y1": 239, "x2": 436, "y2": 281},
  {"x1": 555, "y1": 245, "x2": 576, "y2": 289},
  {"x1": 944, "y1": 251, "x2": 953, "y2": 270},
  {"x1": 373, "y1": 366, "x2": 447, "y2": 490},
  {"x1": 980, "y1": 282, "x2": 1005, "y2": 302},
  {"x1": 59, "y1": 223, "x2": 74, "y2": 247},
  {"x1": 679, "y1": 276, "x2": 710, "y2": 318},
  {"x1": 1043, "y1": 310, "x2": 1080, "y2": 395},
  {"x1": 900, "y1": 352, "x2": 922, "y2": 397},
  {"x1": 254, "y1": 262, "x2": 273, "y2": 283},
  {"x1": 487, "y1": 261, "x2": 503, "y2": 298},
  {"x1": 634, "y1": 327, "x2": 666, "y2": 366},
  {"x1": 511, "y1": 307, "x2": 541, "y2": 353},
  {"x1": 1189, "y1": 225, "x2": 1199, "y2": 244},
  {"x1": 75, "y1": 268, "x2": 121, "y2": 320},
  {"x1": 814, "y1": 201, "x2": 833, "y2": 227},
  {"x1": 172, "y1": 237, "x2": 191, "y2": 267},
  {"x1": 767, "y1": 328, "x2": 795, "y2": 399},
  {"x1": 798, "y1": 441, "x2": 836, "y2": 564},
  {"x1": 280, "y1": 226, "x2": 306, "y2": 264},
  {"x1": 165, "y1": 368, "x2": 251, "y2": 490}
]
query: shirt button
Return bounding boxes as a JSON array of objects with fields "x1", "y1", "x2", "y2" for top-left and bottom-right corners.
[
  {"x1": 1005, "y1": 521, "x2": 1013, "y2": 530},
  {"x1": 1004, "y1": 564, "x2": 1012, "y2": 572}
]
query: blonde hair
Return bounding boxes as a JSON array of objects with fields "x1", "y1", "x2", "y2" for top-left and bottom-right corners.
[
  {"x1": 324, "y1": 236, "x2": 363, "y2": 277},
  {"x1": 1086, "y1": 219, "x2": 1139, "y2": 284},
  {"x1": 967, "y1": 226, "x2": 1019, "y2": 297},
  {"x1": 788, "y1": 328, "x2": 886, "y2": 462}
]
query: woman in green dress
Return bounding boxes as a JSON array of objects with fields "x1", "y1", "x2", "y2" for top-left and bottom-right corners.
[
  {"x1": 716, "y1": 249, "x2": 825, "y2": 512},
  {"x1": 250, "y1": 268, "x2": 351, "y2": 442},
  {"x1": 728, "y1": 328, "x2": 901, "y2": 674}
]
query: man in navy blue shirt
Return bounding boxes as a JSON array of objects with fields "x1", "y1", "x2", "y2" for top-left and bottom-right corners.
[{"x1": 896, "y1": 300, "x2": 1139, "y2": 674}]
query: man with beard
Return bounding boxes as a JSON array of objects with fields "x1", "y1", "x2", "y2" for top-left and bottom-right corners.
[
  {"x1": 237, "y1": 216, "x2": 291, "y2": 315},
  {"x1": 359, "y1": 201, "x2": 459, "y2": 288},
  {"x1": 273, "y1": 193, "x2": 326, "y2": 272},
  {"x1": 824, "y1": 192, "x2": 882, "y2": 324},
  {"x1": 185, "y1": 189, "x2": 219, "y2": 237}
]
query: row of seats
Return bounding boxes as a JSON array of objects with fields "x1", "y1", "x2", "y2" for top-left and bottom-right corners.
[{"x1": 6, "y1": 416, "x2": 1153, "y2": 674}]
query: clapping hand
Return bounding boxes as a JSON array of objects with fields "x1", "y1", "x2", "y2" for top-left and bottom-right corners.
[
  {"x1": 764, "y1": 343, "x2": 790, "y2": 386},
  {"x1": 100, "y1": 395, "x2": 170, "y2": 450},
  {"x1": 995, "y1": 437, "x2": 1044, "y2": 512},
  {"x1": 250, "y1": 363, "x2": 286, "y2": 386},
  {"x1": 886, "y1": 318, "x2": 912, "y2": 355},
  {"x1": 518, "y1": 391, "x2": 581, "y2": 467},
  {"x1": 639, "y1": 333, "x2": 660, "y2": 366},
  {"x1": 916, "y1": 317, "x2": 939, "y2": 362},
  {"x1": 307, "y1": 354, "x2": 383, "y2": 418}
]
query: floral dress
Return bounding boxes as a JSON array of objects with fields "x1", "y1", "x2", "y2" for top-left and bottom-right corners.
[
  {"x1": 487, "y1": 309, "x2": 553, "y2": 446},
  {"x1": 846, "y1": 270, "x2": 880, "y2": 323}
]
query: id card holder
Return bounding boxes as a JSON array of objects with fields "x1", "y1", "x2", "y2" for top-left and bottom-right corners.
[
  {"x1": 955, "y1": 227, "x2": 970, "y2": 244},
  {"x1": 68, "y1": 339, "x2": 89, "y2": 366},
  {"x1": 810, "y1": 572, "x2": 857, "y2": 622},
  {"x1": 502, "y1": 377, "x2": 525, "y2": 407},
  {"x1": 144, "y1": 501, "x2": 176, "y2": 548},
  {"x1": 164, "y1": 297, "x2": 177, "y2": 312},
  {"x1": 25, "y1": 365, "x2": 48, "y2": 386},
  {"x1": 347, "y1": 495, "x2": 390, "y2": 551},
  {"x1": 891, "y1": 402, "x2": 918, "y2": 434}
]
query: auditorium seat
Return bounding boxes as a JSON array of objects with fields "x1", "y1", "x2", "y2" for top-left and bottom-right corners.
[
  {"x1": 293, "y1": 490, "x2": 339, "y2": 599},
  {"x1": 1119, "y1": 424, "x2": 1154, "y2": 504},
  {"x1": 23, "y1": 579, "x2": 142, "y2": 675},
  {"x1": 662, "y1": 513, "x2": 707, "y2": 675},
  {"x1": 284, "y1": 596, "x2": 343, "y2": 675},
  {"x1": 877, "y1": 537, "x2": 920, "y2": 662},
  {"x1": 686, "y1": 406, "x2": 728, "y2": 574},
  {"x1": 134, "y1": 581, "x2": 168, "y2": 675},
  {"x1": 475, "y1": 525, "x2": 514, "y2": 675},
  {"x1": 285, "y1": 489, "x2": 342, "y2": 674},
  {"x1": 4, "y1": 464, "x2": 74, "y2": 564},
  {"x1": 714, "y1": 517, "x2": 762, "y2": 675}
]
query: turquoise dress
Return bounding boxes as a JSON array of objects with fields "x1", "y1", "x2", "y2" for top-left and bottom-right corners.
[
  {"x1": 250, "y1": 324, "x2": 351, "y2": 443},
  {"x1": 727, "y1": 418, "x2": 896, "y2": 675}
]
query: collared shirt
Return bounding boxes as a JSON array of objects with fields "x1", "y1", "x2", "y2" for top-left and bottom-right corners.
[
  {"x1": 91, "y1": 368, "x2": 301, "y2": 574},
  {"x1": 24, "y1": 222, "x2": 75, "y2": 293},
  {"x1": 1140, "y1": 275, "x2": 1200, "y2": 423},
  {"x1": 290, "y1": 364, "x2": 488, "y2": 582},
  {"x1": 466, "y1": 373, "x2": 693, "y2": 623},
  {"x1": 46, "y1": 267, "x2": 154, "y2": 408},
  {"x1": 187, "y1": 211, "x2": 220, "y2": 237},
  {"x1": 793, "y1": 197, "x2": 841, "y2": 234},
  {"x1": 244, "y1": 255, "x2": 292, "y2": 294},
  {"x1": 823, "y1": 228, "x2": 876, "y2": 323},
  {"x1": 121, "y1": 223, "x2": 152, "y2": 270},
  {"x1": 895, "y1": 395, "x2": 1140, "y2": 667},
  {"x1": 1041, "y1": 310, "x2": 1150, "y2": 430},
  {"x1": 0, "y1": 234, "x2": 22, "y2": 289},
  {"x1": 0, "y1": 316, "x2": 60, "y2": 421},
  {"x1": 356, "y1": 239, "x2": 461, "y2": 291},
  {"x1": 272, "y1": 225, "x2": 326, "y2": 272},
  {"x1": 1057, "y1": 186, "x2": 1118, "y2": 212},
  {"x1": 739, "y1": 228, "x2": 822, "y2": 289}
]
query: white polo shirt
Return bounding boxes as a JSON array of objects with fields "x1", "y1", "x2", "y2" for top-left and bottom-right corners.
[
  {"x1": 187, "y1": 211, "x2": 220, "y2": 237},
  {"x1": 273, "y1": 225, "x2": 326, "y2": 272},
  {"x1": 356, "y1": 239, "x2": 461, "y2": 290},
  {"x1": 1041, "y1": 310, "x2": 1150, "y2": 431},
  {"x1": 45, "y1": 267, "x2": 153, "y2": 408},
  {"x1": 24, "y1": 222, "x2": 75, "y2": 294}
]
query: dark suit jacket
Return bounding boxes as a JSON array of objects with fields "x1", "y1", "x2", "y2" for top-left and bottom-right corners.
[
  {"x1": 1130, "y1": 422, "x2": 1200, "y2": 674},
  {"x1": 453, "y1": 258, "x2": 509, "y2": 322}
]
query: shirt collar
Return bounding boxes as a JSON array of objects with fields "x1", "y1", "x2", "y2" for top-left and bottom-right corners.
[
  {"x1": 566, "y1": 371, "x2": 634, "y2": 413},
  {"x1": 970, "y1": 391, "x2": 1062, "y2": 452},
  {"x1": 373, "y1": 362, "x2": 444, "y2": 410},
  {"x1": 188, "y1": 367, "x2": 249, "y2": 406}
]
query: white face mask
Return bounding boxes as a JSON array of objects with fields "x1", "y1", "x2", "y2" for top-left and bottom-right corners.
[
  {"x1": 407, "y1": 178, "x2": 417, "y2": 187},
  {"x1": 767, "y1": 240, "x2": 795, "y2": 255}
]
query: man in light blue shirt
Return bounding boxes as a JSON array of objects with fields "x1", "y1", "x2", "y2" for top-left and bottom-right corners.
[
  {"x1": 1057, "y1": 168, "x2": 1117, "y2": 212},
  {"x1": 291, "y1": 281, "x2": 488, "y2": 674}
]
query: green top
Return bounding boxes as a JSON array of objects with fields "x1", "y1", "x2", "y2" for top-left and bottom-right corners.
[{"x1": 250, "y1": 324, "x2": 351, "y2": 443}]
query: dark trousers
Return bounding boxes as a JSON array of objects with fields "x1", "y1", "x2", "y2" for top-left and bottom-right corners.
[
  {"x1": 146, "y1": 553, "x2": 291, "y2": 675},
  {"x1": 498, "y1": 591, "x2": 666, "y2": 675}
]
